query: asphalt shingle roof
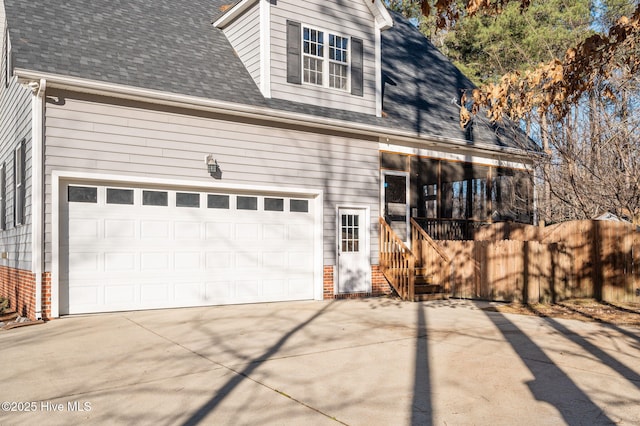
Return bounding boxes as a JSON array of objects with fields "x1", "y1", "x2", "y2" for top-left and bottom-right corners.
[{"x1": 3, "y1": 0, "x2": 530, "y2": 150}]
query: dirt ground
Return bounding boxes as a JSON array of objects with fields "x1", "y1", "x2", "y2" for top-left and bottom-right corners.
[{"x1": 484, "y1": 298, "x2": 640, "y2": 328}]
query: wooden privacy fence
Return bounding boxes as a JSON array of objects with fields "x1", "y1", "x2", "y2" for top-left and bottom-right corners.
[{"x1": 436, "y1": 220, "x2": 640, "y2": 304}]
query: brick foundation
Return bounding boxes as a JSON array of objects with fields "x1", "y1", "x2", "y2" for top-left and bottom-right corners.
[
  {"x1": 371, "y1": 264, "x2": 393, "y2": 296},
  {"x1": 323, "y1": 265, "x2": 334, "y2": 299},
  {"x1": 323, "y1": 264, "x2": 393, "y2": 300},
  {"x1": 0, "y1": 266, "x2": 51, "y2": 320}
]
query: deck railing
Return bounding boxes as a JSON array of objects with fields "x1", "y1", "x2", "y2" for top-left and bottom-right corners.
[
  {"x1": 413, "y1": 218, "x2": 490, "y2": 240},
  {"x1": 379, "y1": 217, "x2": 415, "y2": 300},
  {"x1": 410, "y1": 218, "x2": 452, "y2": 293}
]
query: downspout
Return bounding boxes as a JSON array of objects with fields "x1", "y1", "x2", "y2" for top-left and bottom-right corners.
[{"x1": 30, "y1": 78, "x2": 45, "y2": 320}]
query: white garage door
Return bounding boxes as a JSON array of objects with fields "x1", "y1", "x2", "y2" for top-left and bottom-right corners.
[{"x1": 60, "y1": 183, "x2": 316, "y2": 315}]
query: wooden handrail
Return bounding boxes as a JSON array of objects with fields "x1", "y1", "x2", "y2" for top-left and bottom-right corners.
[
  {"x1": 379, "y1": 217, "x2": 415, "y2": 301},
  {"x1": 411, "y1": 218, "x2": 450, "y2": 263},
  {"x1": 410, "y1": 218, "x2": 452, "y2": 294}
]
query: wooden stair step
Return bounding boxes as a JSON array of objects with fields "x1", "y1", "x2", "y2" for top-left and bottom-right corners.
[
  {"x1": 413, "y1": 293, "x2": 448, "y2": 302},
  {"x1": 415, "y1": 267, "x2": 429, "y2": 276},
  {"x1": 415, "y1": 283, "x2": 443, "y2": 294},
  {"x1": 415, "y1": 274, "x2": 438, "y2": 285}
]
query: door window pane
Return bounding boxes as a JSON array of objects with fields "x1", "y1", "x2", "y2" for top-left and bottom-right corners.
[
  {"x1": 68, "y1": 186, "x2": 97, "y2": 203},
  {"x1": 265, "y1": 198, "x2": 284, "y2": 211},
  {"x1": 341, "y1": 213, "x2": 360, "y2": 253},
  {"x1": 176, "y1": 192, "x2": 200, "y2": 208},
  {"x1": 142, "y1": 190, "x2": 168, "y2": 206},
  {"x1": 237, "y1": 196, "x2": 257, "y2": 210},
  {"x1": 290, "y1": 199, "x2": 309, "y2": 213},
  {"x1": 208, "y1": 194, "x2": 229, "y2": 209},
  {"x1": 106, "y1": 188, "x2": 134, "y2": 205}
]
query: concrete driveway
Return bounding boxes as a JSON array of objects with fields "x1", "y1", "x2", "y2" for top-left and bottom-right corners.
[{"x1": 1, "y1": 298, "x2": 639, "y2": 425}]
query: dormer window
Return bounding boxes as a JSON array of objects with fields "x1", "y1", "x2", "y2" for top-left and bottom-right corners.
[
  {"x1": 302, "y1": 27, "x2": 349, "y2": 91},
  {"x1": 288, "y1": 21, "x2": 363, "y2": 97},
  {"x1": 329, "y1": 34, "x2": 349, "y2": 90},
  {"x1": 302, "y1": 27, "x2": 324, "y2": 85}
]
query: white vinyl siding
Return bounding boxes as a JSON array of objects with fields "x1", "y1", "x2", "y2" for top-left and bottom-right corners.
[
  {"x1": 270, "y1": 0, "x2": 377, "y2": 114},
  {"x1": 0, "y1": 35, "x2": 32, "y2": 270},
  {"x1": 221, "y1": 1, "x2": 262, "y2": 89},
  {"x1": 44, "y1": 91, "x2": 380, "y2": 271}
]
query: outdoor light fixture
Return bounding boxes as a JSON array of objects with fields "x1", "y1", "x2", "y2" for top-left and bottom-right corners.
[{"x1": 206, "y1": 154, "x2": 219, "y2": 177}]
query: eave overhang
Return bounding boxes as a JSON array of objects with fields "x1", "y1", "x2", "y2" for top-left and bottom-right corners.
[{"x1": 16, "y1": 68, "x2": 532, "y2": 162}]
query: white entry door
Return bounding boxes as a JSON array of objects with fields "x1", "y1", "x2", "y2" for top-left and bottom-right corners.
[{"x1": 337, "y1": 207, "x2": 370, "y2": 293}]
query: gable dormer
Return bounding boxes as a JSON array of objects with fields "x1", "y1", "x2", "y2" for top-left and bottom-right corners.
[{"x1": 214, "y1": 0, "x2": 392, "y2": 117}]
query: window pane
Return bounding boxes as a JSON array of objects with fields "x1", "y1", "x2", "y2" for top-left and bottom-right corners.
[
  {"x1": 265, "y1": 198, "x2": 284, "y2": 212},
  {"x1": 208, "y1": 194, "x2": 229, "y2": 209},
  {"x1": 237, "y1": 196, "x2": 257, "y2": 210},
  {"x1": 176, "y1": 192, "x2": 200, "y2": 208},
  {"x1": 142, "y1": 190, "x2": 168, "y2": 206},
  {"x1": 68, "y1": 186, "x2": 97, "y2": 203},
  {"x1": 106, "y1": 188, "x2": 134, "y2": 205},
  {"x1": 329, "y1": 62, "x2": 347, "y2": 89},
  {"x1": 290, "y1": 199, "x2": 309, "y2": 213}
]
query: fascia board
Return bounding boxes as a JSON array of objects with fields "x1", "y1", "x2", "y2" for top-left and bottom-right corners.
[
  {"x1": 15, "y1": 68, "x2": 531, "y2": 161},
  {"x1": 213, "y1": 0, "x2": 259, "y2": 28}
]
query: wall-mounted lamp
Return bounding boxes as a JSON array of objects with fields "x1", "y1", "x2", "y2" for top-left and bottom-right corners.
[{"x1": 205, "y1": 154, "x2": 221, "y2": 179}]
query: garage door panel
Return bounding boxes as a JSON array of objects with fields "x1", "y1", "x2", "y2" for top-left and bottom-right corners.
[
  {"x1": 69, "y1": 219, "x2": 100, "y2": 240},
  {"x1": 236, "y1": 223, "x2": 259, "y2": 240},
  {"x1": 235, "y1": 280, "x2": 260, "y2": 299},
  {"x1": 206, "y1": 252, "x2": 232, "y2": 269},
  {"x1": 105, "y1": 220, "x2": 136, "y2": 239},
  {"x1": 289, "y1": 279, "x2": 314, "y2": 297},
  {"x1": 206, "y1": 222, "x2": 232, "y2": 239},
  {"x1": 174, "y1": 252, "x2": 201, "y2": 269},
  {"x1": 67, "y1": 251, "x2": 101, "y2": 273},
  {"x1": 62, "y1": 183, "x2": 316, "y2": 314},
  {"x1": 104, "y1": 283, "x2": 136, "y2": 305},
  {"x1": 175, "y1": 222, "x2": 201, "y2": 240},
  {"x1": 263, "y1": 279, "x2": 286, "y2": 296},
  {"x1": 141, "y1": 283, "x2": 170, "y2": 303},
  {"x1": 141, "y1": 221, "x2": 170, "y2": 239},
  {"x1": 141, "y1": 252, "x2": 171, "y2": 271},
  {"x1": 288, "y1": 224, "x2": 312, "y2": 240},
  {"x1": 105, "y1": 252, "x2": 136, "y2": 272},
  {"x1": 205, "y1": 281, "x2": 233, "y2": 300},
  {"x1": 174, "y1": 282, "x2": 203, "y2": 302},
  {"x1": 263, "y1": 252, "x2": 286, "y2": 268},
  {"x1": 263, "y1": 224, "x2": 286, "y2": 240}
]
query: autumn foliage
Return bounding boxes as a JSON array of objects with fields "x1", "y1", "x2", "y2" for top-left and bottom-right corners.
[{"x1": 386, "y1": 1, "x2": 639, "y2": 124}]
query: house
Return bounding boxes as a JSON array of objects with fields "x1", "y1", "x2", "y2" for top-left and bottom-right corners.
[{"x1": 0, "y1": 0, "x2": 534, "y2": 320}]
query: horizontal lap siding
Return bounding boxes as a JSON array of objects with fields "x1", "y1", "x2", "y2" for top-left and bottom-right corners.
[
  {"x1": 0, "y1": 52, "x2": 32, "y2": 271},
  {"x1": 270, "y1": 0, "x2": 377, "y2": 114},
  {"x1": 222, "y1": 2, "x2": 261, "y2": 88},
  {"x1": 44, "y1": 93, "x2": 380, "y2": 269}
]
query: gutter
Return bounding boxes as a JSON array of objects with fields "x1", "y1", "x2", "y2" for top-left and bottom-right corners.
[
  {"x1": 28, "y1": 78, "x2": 45, "y2": 321},
  {"x1": 15, "y1": 68, "x2": 531, "y2": 161}
]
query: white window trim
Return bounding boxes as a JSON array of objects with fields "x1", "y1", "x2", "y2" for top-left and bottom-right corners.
[
  {"x1": 51, "y1": 171, "x2": 325, "y2": 318},
  {"x1": 14, "y1": 141, "x2": 24, "y2": 226},
  {"x1": 0, "y1": 163, "x2": 5, "y2": 230},
  {"x1": 301, "y1": 25, "x2": 351, "y2": 92},
  {"x1": 4, "y1": 27, "x2": 11, "y2": 89}
]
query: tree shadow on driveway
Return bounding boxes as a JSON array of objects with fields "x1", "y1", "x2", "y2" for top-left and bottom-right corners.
[
  {"x1": 475, "y1": 302, "x2": 615, "y2": 425},
  {"x1": 181, "y1": 301, "x2": 340, "y2": 426}
]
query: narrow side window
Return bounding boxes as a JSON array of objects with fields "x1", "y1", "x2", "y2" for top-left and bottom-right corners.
[
  {"x1": 4, "y1": 27, "x2": 11, "y2": 88},
  {"x1": 14, "y1": 140, "x2": 25, "y2": 226},
  {"x1": 0, "y1": 163, "x2": 6, "y2": 230}
]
